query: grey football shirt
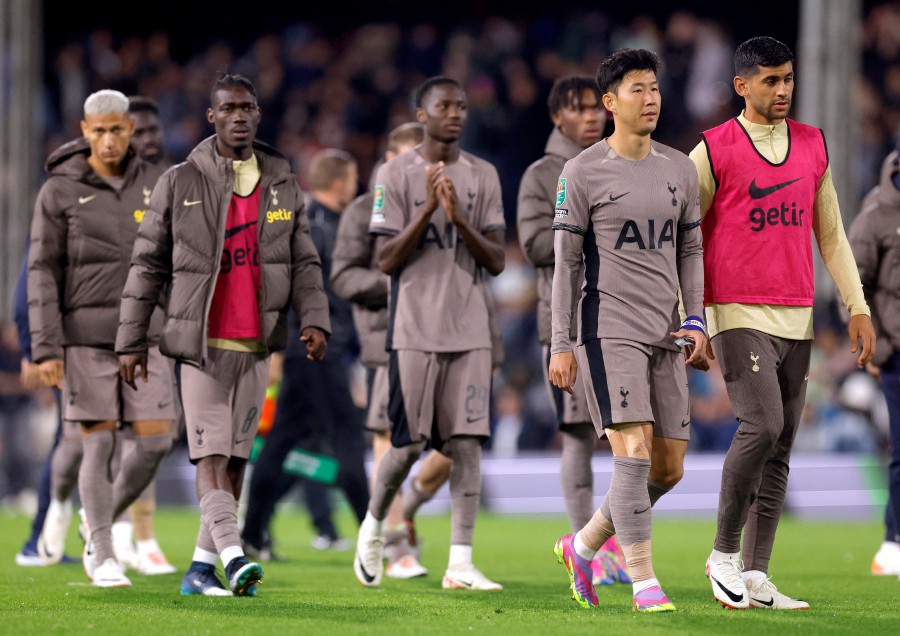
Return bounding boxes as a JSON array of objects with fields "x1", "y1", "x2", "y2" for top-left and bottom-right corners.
[
  {"x1": 550, "y1": 139, "x2": 703, "y2": 353},
  {"x1": 370, "y1": 147, "x2": 506, "y2": 352}
]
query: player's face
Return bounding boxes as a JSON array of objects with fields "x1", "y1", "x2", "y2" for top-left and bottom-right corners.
[
  {"x1": 604, "y1": 70, "x2": 660, "y2": 137},
  {"x1": 80, "y1": 112, "x2": 135, "y2": 171},
  {"x1": 130, "y1": 111, "x2": 165, "y2": 163},
  {"x1": 737, "y1": 62, "x2": 794, "y2": 124},
  {"x1": 553, "y1": 89, "x2": 605, "y2": 149},
  {"x1": 207, "y1": 86, "x2": 261, "y2": 157},
  {"x1": 417, "y1": 85, "x2": 468, "y2": 143}
]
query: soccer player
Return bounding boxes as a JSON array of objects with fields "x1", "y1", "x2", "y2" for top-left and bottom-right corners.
[
  {"x1": 28, "y1": 90, "x2": 175, "y2": 587},
  {"x1": 693, "y1": 36, "x2": 875, "y2": 610},
  {"x1": 109, "y1": 94, "x2": 177, "y2": 577},
  {"x1": 242, "y1": 148, "x2": 369, "y2": 556},
  {"x1": 354, "y1": 76, "x2": 506, "y2": 590},
  {"x1": 116, "y1": 74, "x2": 330, "y2": 596},
  {"x1": 332, "y1": 122, "x2": 430, "y2": 578},
  {"x1": 549, "y1": 49, "x2": 707, "y2": 613},
  {"x1": 128, "y1": 96, "x2": 168, "y2": 166},
  {"x1": 517, "y1": 74, "x2": 629, "y2": 587},
  {"x1": 848, "y1": 143, "x2": 900, "y2": 578}
]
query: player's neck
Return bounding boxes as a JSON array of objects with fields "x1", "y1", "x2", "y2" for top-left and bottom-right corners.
[
  {"x1": 421, "y1": 137, "x2": 460, "y2": 164},
  {"x1": 87, "y1": 155, "x2": 124, "y2": 178},
  {"x1": 606, "y1": 131, "x2": 651, "y2": 160}
]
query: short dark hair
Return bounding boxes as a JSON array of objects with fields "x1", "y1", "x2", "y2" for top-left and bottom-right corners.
[
  {"x1": 595, "y1": 49, "x2": 661, "y2": 95},
  {"x1": 547, "y1": 75, "x2": 600, "y2": 115},
  {"x1": 128, "y1": 95, "x2": 160, "y2": 116},
  {"x1": 414, "y1": 76, "x2": 461, "y2": 108},
  {"x1": 308, "y1": 148, "x2": 356, "y2": 191},
  {"x1": 734, "y1": 37, "x2": 793, "y2": 77},
  {"x1": 210, "y1": 73, "x2": 257, "y2": 105}
]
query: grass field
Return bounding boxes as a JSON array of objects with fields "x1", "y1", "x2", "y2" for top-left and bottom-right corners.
[{"x1": 1, "y1": 508, "x2": 897, "y2": 634}]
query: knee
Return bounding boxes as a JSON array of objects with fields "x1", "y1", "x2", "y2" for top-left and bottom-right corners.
[
  {"x1": 138, "y1": 434, "x2": 172, "y2": 461},
  {"x1": 650, "y1": 465, "x2": 683, "y2": 489}
]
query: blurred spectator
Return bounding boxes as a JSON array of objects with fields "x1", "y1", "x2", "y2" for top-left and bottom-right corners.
[{"x1": 0, "y1": 323, "x2": 38, "y2": 506}]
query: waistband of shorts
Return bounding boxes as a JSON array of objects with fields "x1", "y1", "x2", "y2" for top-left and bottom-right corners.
[{"x1": 207, "y1": 337, "x2": 266, "y2": 353}]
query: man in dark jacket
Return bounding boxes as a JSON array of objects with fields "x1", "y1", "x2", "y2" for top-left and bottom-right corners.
[
  {"x1": 28, "y1": 89, "x2": 175, "y2": 587},
  {"x1": 849, "y1": 144, "x2": 900, "y2": 578},
  {"x1": 116, "y1": 74, "x2": 330, "y2": 597}
]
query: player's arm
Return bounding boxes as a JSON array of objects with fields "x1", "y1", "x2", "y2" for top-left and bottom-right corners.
[
  {"x1": 27, "y1": 182, "x2": 67, "y2": 388},
  {"x1": 847, "y1": 196, "x2": 892, "y2": 367},
  {"x1": 688, "y1": 140, "x2": 717, "y2": 220},
  {"x1": 117, "y1": 174, "x2": 176, "y2": 388},
  {"x1": 439, "y1": 166, "x2": 505, "y2": 275},
  {"x1": 548, "y1": 167, "x2": 586, "y2": 395},
  {"x1": 286, "y1": 180, "x2": 330, "y2": 361},
  {"x1": 673, "y1": 170, "x2": 710, "y2": 370},
  {"x1": 813, "y1": 165, "x2": 876, "y2": 367},
  {"x1": 375, "y1": 163, "x2": 444, "y2": 275},
  {"x1": 516, "y1": 165, "x2": 554, "y2": 267},
  {"x1": 331, "y1": 198, "x2": 388, "y2": 309}
]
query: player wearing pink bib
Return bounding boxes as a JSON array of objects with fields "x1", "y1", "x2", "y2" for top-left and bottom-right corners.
[{"x1": 693, "y1": 37, "x2": 876, "y2": 611}]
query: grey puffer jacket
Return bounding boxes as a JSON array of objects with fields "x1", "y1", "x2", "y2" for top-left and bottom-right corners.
[
  {"x1": 116, "y1": 136, "x2": 330, "y2": 366},
  {"x1": 28, "y1": 138, "x2": 165, "y2": 362},
  {"x1": 848, "y1": 149, "x2": 900, "y2": 367}
]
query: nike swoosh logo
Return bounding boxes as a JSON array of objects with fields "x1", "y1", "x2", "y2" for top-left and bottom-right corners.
[
  {"x1": 357, "y1": 554, "x2": 376, "y2": 583},
  {"x1": 609, "y1": 192, "x2": 629, "y2": 202},
  {"x1": 78, "y1": 195, "x2": 97, "y2": 204},
  {"x1": 414, "y1": 199, "x2": 426, "y2": 207},
  {"x1": 634, "y1": 505, "x2": 651, "y2": 514},
  {"x1": 184, "y1": 199, "x2": 202, "y2": 206},
  {"x1": 454, "y1": 578, "x2": 474, "y2": 588},
  {"x1": 235, "y1": 438, "x2": 249, "y2": 445},
  {"x1": 752, "y1": 596, "x2": 774, "y2": 607},
  {"x1": 224, "y1": 221, "x2": 256, "y2": 239},
  {"x1": 157, "y1": 400, "x2": 171, "y2": 409},
  {"x1": 710, "y1": 575, "x2": 745, "y2": 603},
  {"x1": 466, "y1": 415, "x2": 487, "y2": 423},
  {"x1": 748, "y1": 177, "x2": 802, "y2": 199},
  {"x1": 681, "y1": 420, "x2": 691, "y2": 428}
]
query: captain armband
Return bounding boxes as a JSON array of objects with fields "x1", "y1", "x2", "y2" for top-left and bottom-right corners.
[{"x1": 680, "y1": 315, "x2": 706, "y2": 335}]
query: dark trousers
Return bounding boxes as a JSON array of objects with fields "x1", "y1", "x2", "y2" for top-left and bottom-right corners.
[
  {"x1": 712, "y1": 329, "x2": 811, "y2": 573},
  {"x1": 881, "y1": 351, "x2": 900, "y2": 543},
  {"x1": 243, "y1": 352, "x2": 369, "y2": 547}
]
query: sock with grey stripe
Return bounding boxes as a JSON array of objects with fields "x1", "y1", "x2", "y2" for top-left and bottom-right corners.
[
  {"x1": 560, "y1": 423, "x2": 595, "y2": 531},
  {"x1": 79, "y1": 429, "x2": 116, "y2": 563}
]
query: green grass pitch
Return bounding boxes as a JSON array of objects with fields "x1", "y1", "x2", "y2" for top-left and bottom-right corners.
[{"x1": 2, "y1": 508, "x2": 897, "y2": 634}]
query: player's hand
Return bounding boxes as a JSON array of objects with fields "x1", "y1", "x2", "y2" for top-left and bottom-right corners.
[
  {"x1": 437, "y1": 176, "x2": 458, "y2": 224},
  {"x1": 549, "y1": 351, "x2": 578, "y2": 395},
  {"x1": 848, "y1": 314, "x2": 876, "y2": 368},
  {"x1": 119, "y1": 353, "x2": 149, "y2": 391},
  {"x1": 422, "y1": 163, "x2": 444, "y2": 215},
  {"x1": 20, "y1": 359, "x2": 43, "y2": 391},
  {"x1": 300, "y1": 326, "x2": 327, "y2": 361},
  {"x1": 38, "y1": 358, "x2": 64, "y2": 389},
  {"x1": 865, "y1": 362, "x2": 881, "y2": 380},
  {"x1": 670, "y1": 329, "x2": 710, "y2": 371}
]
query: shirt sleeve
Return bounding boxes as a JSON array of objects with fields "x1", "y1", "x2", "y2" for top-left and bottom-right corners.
[
  {"x1": 813, "y1": 165, "x2": 870, "y2": 317},
  {"x1": 27, "y1": 181, "x2": 67, "y2": 363},
  {"x1": 517, "y1": 163, "x2": 555, "y2": 267},
  {"x1": 689, "y1": 140, "x2": 717, "y2": 220},
  {"x1": 331, "y1": 197, "x2": 388, "y2": 309},
  {"x1": 677, "y1": 167, "x2": 704, "y2": 319},
  {"x1": 480, "y1": 164, "x2": 506, "y2": 234},
  {"x1": 550, "y1": 162, "x2": 588, "y2": 353},
  {"x1": 369, "y1": 161, "x2": 406, "y2": 237}
]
